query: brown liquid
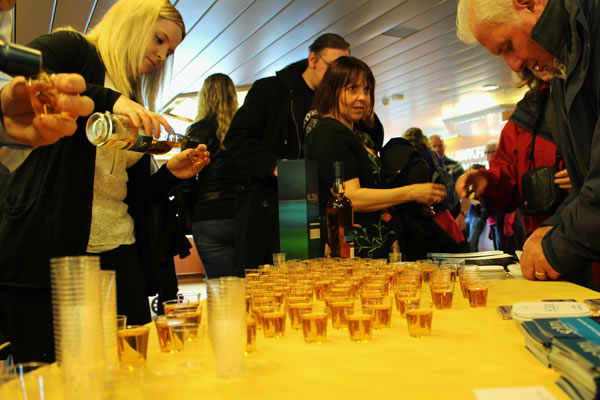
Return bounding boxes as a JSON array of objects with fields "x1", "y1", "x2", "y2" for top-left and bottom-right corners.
[
  {"x1": 468, "y1": 287, "x2": 488, "y2": 307},
  {"x1": 117, "y1": 327, "x2": 149, "y2": 366},
  {"x1": 301, "y1": 313, "x2": 327, "y2": 343},
  {"x1": 262, "y1": 312, "x2": 286, "y2": 338},
  {"x1": 329, "y1": 301, "x2": 354, "y2": 329},
  {"x1": 372, "y1": 304, "x2": 392, "y2": 328},
  {"x1": 287, "y1": 303, "x2": 312, "y2": 330},
  {"x1": 347, "y1": 314, "x2": 373, "y2": 341},
  {"x1": 27, "y1": 71, "x2": 61, "y2": 117},
  {"x1": 395, "y1": 297, "x2": 420, "y2": 317},
  {"x1": 406, "y1": 310, "x2": 433, "y2": 337},
  {"x1": 155, "y1": 320, "x2": 183, "y2": 353},
  {"x1": 246, "y1": 318, "x2": 257, "y2": 353},
  {"x1": 431, "y1": 289, "x2": 454, "y2": 309}
]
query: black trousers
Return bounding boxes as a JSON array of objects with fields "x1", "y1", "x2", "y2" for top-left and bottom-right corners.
[
  {"x1": 0, "y1": 244, "x2": 151, "y2": 363},
  {"x1": 95, "y1": 244, "x2": 152, "y2": 326}
]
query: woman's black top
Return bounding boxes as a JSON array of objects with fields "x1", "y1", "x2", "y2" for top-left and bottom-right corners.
[
  {"x1": 181, "y1": 115, "x2": 239, "y2": 221},
  {"x1": 304, "y1": 117, "x2": 399, "y2": 258}
]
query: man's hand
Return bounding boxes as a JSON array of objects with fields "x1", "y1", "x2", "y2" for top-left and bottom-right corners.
[
  {"x1": 1, "y1": 74, "x2": 94, "y2": 147},
  {"x1": 520, "y1": 226, "x2": 561, "y2": 281},
  {"x1": 455, "y1": 213, "x2": 467, "y2": 231},
  {"x1": 455, "y1": 169, "x2": 487, "y2": 198},
  {"x1": 166, "y1": 144, "x2": 210, "y2": 179},
  {"x1": 554, "y1": 169, "x2": 572, "y2": 191}
]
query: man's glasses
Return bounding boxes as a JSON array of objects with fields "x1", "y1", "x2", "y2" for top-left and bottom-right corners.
[{"x1": 319, "y1": 56, "x2": 333, "y2": 67}]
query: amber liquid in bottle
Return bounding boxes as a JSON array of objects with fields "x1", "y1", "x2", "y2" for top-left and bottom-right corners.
[
  {"x1": 326, "y1": 161, "x2": 354, "y2": 258},
  {"x1": 86, "y1": 111, "x2": 199, "y2": 154}
]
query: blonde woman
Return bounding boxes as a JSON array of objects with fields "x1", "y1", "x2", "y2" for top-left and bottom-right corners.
[
  {"x1": 180, "y1": 73, "x2": 239, "y2": 278},
  {"x1": 0, "y1": 0, "x2": 209, "y2": 363}
]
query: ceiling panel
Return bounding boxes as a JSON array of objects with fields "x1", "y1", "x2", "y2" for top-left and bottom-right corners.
[
  {"x1": 12, "y1": 0, "x2": 521, "y2": 139},
  {"x1": 51, "y1": 0, "x2": 95, "y2": 33}
]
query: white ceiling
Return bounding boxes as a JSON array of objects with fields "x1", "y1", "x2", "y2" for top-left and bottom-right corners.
[{"x1": 14, "y1": 0, "x2": 526, "y2": 139}]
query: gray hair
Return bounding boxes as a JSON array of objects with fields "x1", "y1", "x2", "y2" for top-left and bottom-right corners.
[{"x1": 456, "y1": 0, "x2": 522, "y2": 44}]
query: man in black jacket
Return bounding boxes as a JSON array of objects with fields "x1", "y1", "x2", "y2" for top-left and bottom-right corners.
[
  {"x1": 224, "y1": 33, "x2": 383, "y2": 272},
  {"x1": 456, "y1": 0, "x2": 600, "y2": 289}
]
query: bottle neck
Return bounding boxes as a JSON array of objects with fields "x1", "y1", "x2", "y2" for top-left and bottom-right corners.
[{"x1": 332, "y1": 178, "x2": 345, "y2": 197}]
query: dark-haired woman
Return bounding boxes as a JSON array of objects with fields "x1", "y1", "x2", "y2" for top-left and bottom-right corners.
[{"x1": 304, "y1": 56, "x2": 459, "y2": 260}]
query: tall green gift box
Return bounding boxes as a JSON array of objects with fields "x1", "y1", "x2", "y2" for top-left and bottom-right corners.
[{"x1": 277, "y1": 160, "x2": 322, "y2": 260}]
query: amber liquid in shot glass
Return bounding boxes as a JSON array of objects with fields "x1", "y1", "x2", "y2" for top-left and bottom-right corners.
[
  {"x1": 246, "y1": 318, "x2": 257, "y2": 353},
  {"x1": 406, "y1": 309, "x2": 433, "y2": 337},
  {"x1": 468, "y1": 287, "x2": 488, "y2": 307},
  {"x1": 372, "y1": 304, "x2": 392, "y2": 328},
  {"x1": 301, "y1": 313, "x2": 327, "y2": 343},
  {"x1": 395, "y1": 296, "x2": 420, "y2": 318},
  {"x1": 155, "y1": 319, "x2": 183, "y2": 353},
  {"x1": 329, "y1": 301, "x2": 354, "y2": 329},
  {"x1": 262, "y1": 311, "x2": 286, "y2": 338},
  {"x1": 117, "y1": 326, "x2": 149, "y2": 367},
  {"x1": 26, "y1": 71, "x2": 61, "y2": 117},
  {"x1": 430, "y1": 287, "x2": 454, "y2": 309},
  {"x1": 347, "y1": 314, "x2": 373, "y2": 342},
  {"x1": 287, "y1": 303, "x2": 312, "y2": 330}
]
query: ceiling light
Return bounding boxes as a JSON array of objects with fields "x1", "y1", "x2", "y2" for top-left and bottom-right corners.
[
  {"x1": 382, "y1": 25, "x2": 419, "y2": 38},
  {"x1": 481, "y1": 84, "x2": 499, "y2": 91},
  {"x1": 381, "y1": 98, "x2": 391, "y2": 106}
]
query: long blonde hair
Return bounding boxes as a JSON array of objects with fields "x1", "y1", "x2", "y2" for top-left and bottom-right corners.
[
  {"x1": 84, "y1": 0, "x2": 185, "y2": 111},
  {"x1": 195, "y1": 73, "x2": 238, "y2": 149}
]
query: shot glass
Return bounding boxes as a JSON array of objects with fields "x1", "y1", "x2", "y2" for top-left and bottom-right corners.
[
  {"x1": 155, "y1": 317, "x2": 183, "y2": 353},
  {"x1": 430, "y1": 271, "x2": 454, "y2": 310},
  {"x1": 262, "y1": 310, "x2": 286, "y2": 338},
  {"x1": 117, "y1": 325, "x2": 149, "y2": 368},
  {"x1": 389, "y1": 252, "x2": 402, "y2": 264},
  {"x1": 246, "y1": 316, "x2": 257, "y2": 354},
  {"x1": 26, "y1": 71, "x2": 60, "y2": 117},
  {"x1": 272, "y1": 253, "x2": 286, "y2": 266},
  {"x1": 394, "y1": 288, "x2": 421, "y2": 318},
  {"x1": 287, "y1": 301, "x2": 313, "y2": 330},
  {"x1": 405, "y1": 303, "x2": 433, "y2": 338},
  {"x1": 117, "y1": 315, "x2": 127, "y2": 330},
  {"x1": 301, "y1": 312, "x2": 327, "y2": 343},
  {"x1": 347, "y1": 309, "x2": 374, "y2": 342},
  {"x1": 372, "y1": 297, "x2": 393, "y2": 329},
  {"x1": 467, "y1": 280, "x2": 489, "y2": 307},
  {"x1": 162, "y1": 299, "x2": 190, "y2": 315},
  {"x1": 329, "y1": 299, "x2": 354, "y2": 329}
]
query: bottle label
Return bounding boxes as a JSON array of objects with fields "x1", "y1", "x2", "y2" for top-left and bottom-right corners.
[
  {"x1": 343, "y1": 225, "x2": 354, "y2": 243},
  {"x1": 128, "y1": 136, "x2": 153, "y2": 152}
]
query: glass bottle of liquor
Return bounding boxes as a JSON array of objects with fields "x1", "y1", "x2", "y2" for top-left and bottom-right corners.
[
  {"x1": 85, "y1": 111, "x2": 199, "y2": 155},
  {"x1": 326, "y1": 161, "x2": 354, "y2": 258}
]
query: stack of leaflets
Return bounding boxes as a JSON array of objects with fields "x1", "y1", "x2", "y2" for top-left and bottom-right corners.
[
  {"x1": 426, "y1": 250, "x2": 517, "y2": 267},
  {"x1": 518, "y1": 314, "x2": 600, "y2": 400}
]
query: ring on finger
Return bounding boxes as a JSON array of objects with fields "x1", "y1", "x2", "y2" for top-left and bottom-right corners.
[{"x1": 534, "y1": 270, "x2": 546, "y2": 277}]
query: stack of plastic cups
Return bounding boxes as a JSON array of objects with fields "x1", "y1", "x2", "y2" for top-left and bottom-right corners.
[
  {"x1": 50, "y1": 256, "x2": 104, "y2": 400},
  {"x1": 100, "y1": 270, "x2": 118, "y2": 370},
  {"x1": 207, "y1": 277, "x2": 246, "y2": 378}
]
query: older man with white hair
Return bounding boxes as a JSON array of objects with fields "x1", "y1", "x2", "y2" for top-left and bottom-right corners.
[{"x1": 456, "y1": 0, "x2": 600, "y2": 290}]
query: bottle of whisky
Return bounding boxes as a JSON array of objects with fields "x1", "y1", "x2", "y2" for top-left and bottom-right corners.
[
  {"x1": 326, "y1": 161, "x2": 354, "y2": 258},
  {"x1": 86, "y1": 111, "x2": 199, "y2": 155}
]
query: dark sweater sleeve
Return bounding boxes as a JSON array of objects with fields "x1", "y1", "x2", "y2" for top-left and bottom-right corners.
[
  {"x1": 27, "y1": 31, "x2": 121, "y2": 114},
  {"x1": 305, "y1": 120, "x2": 361, "y2": 188},
  {"x1": 356, "y1": 113, "x2": 384, "y2": 151},
  {"x1": 223, "y1": 78, "x2": 280, "y2": 180}
]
